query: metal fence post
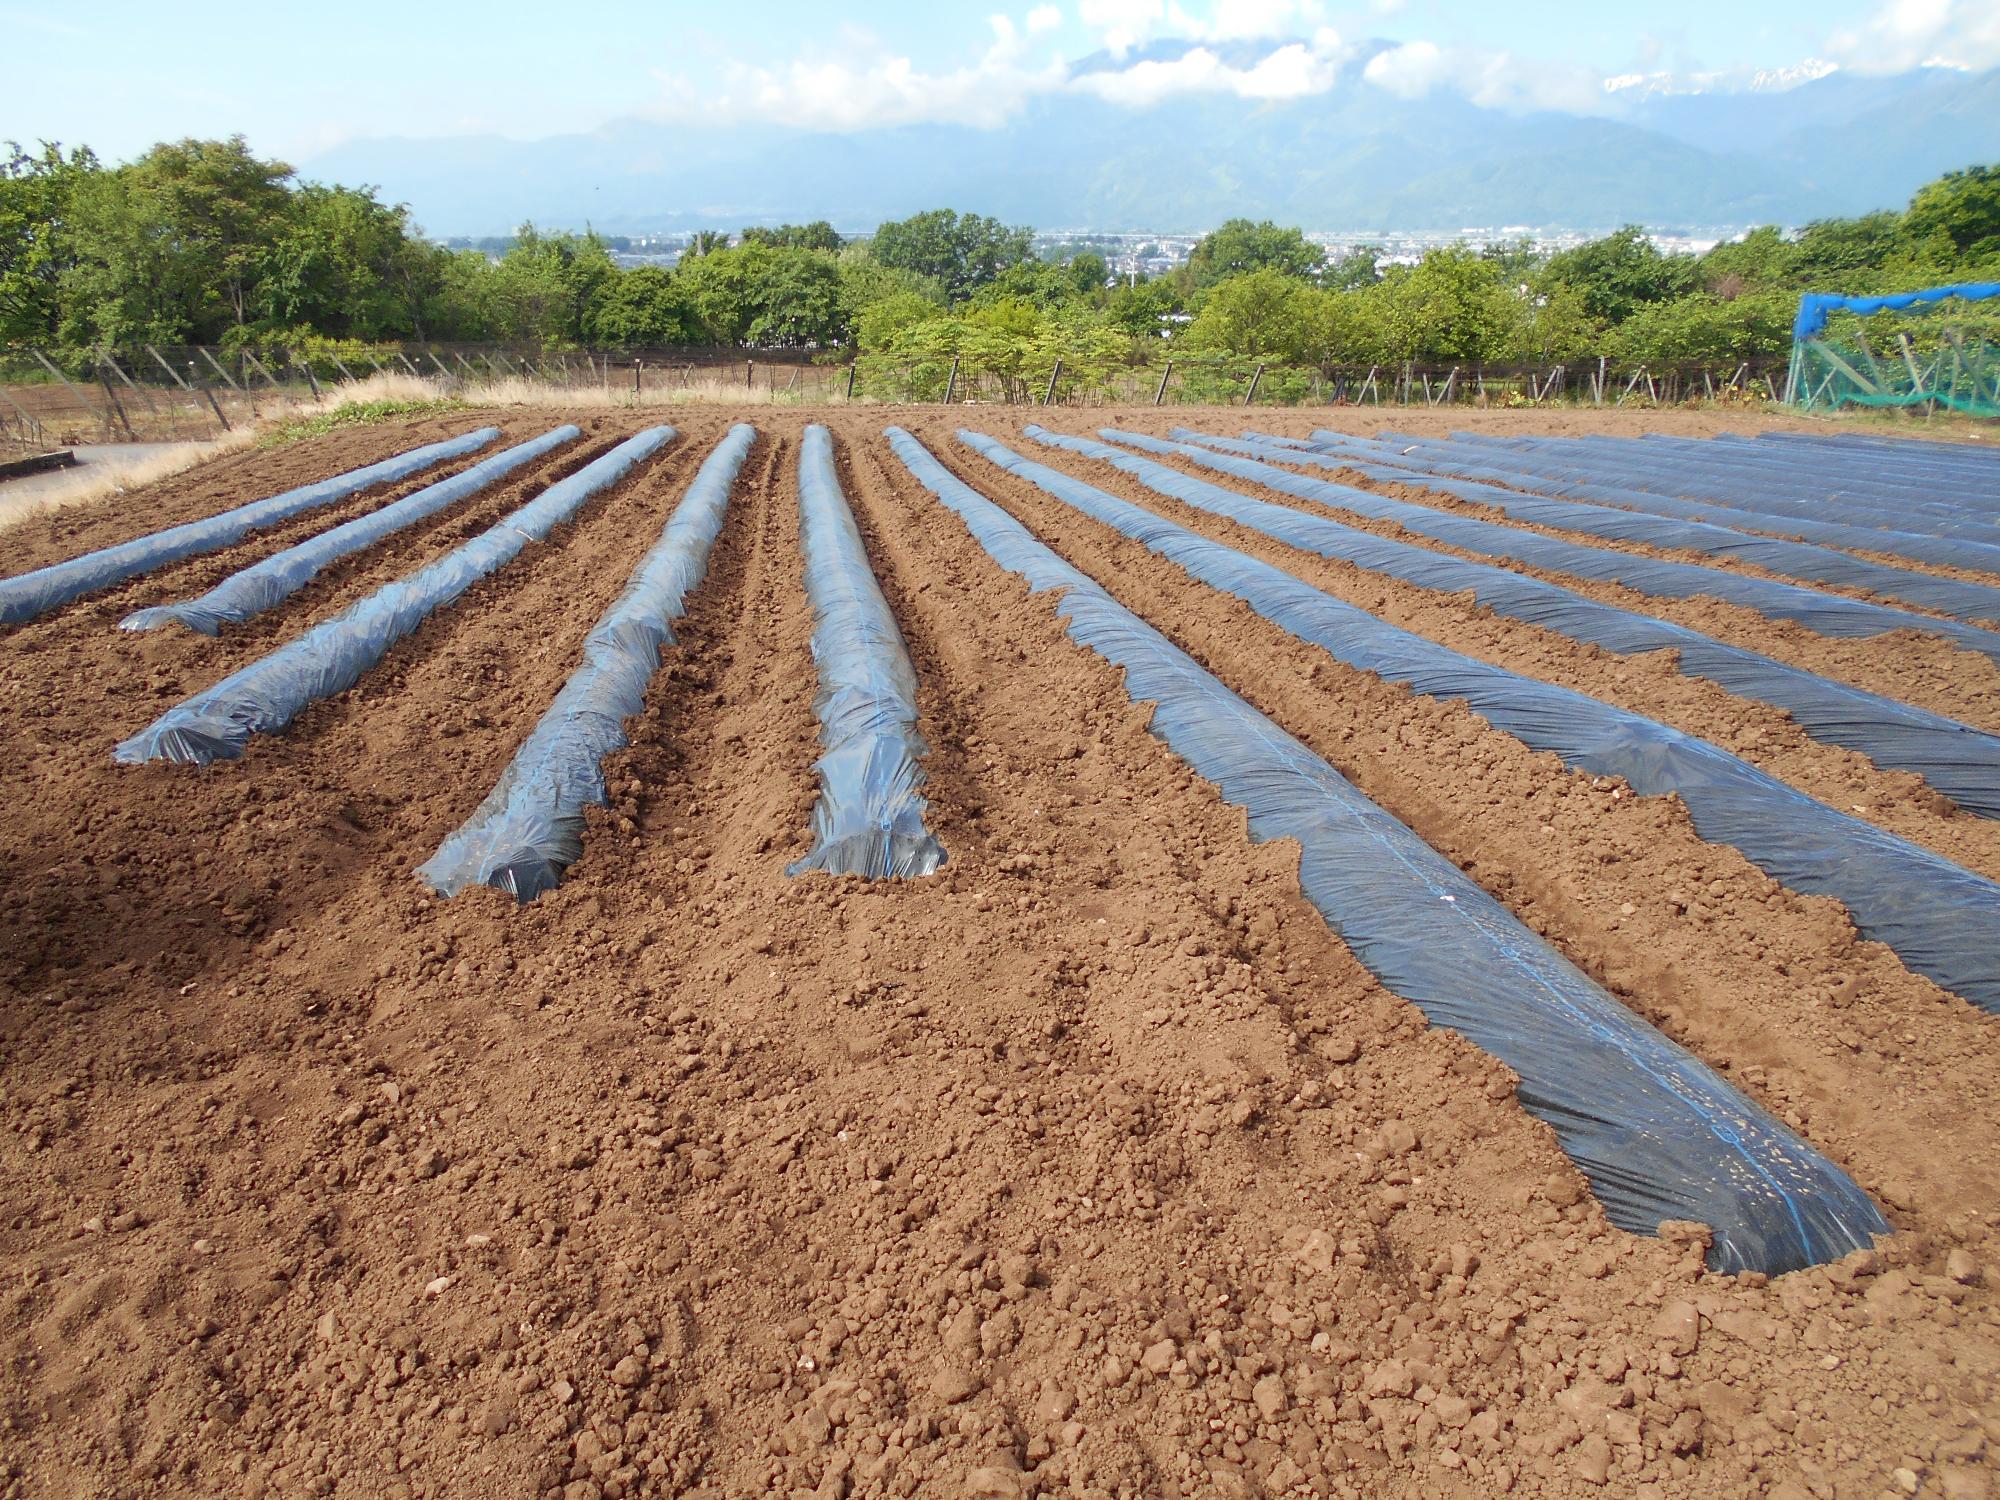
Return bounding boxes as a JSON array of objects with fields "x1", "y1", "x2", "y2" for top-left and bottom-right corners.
[{"x1": 28, "y1": 347, "x2": 105, "y2": 434}]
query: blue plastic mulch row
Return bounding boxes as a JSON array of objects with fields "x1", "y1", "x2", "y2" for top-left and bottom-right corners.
[
  {"x1": 1441, "y1": 432, "x2": 1989, "y2": 517},
  {"x1": 1280, "y1": 429, "x2": 2000, "y2": 578},
  {"x1": 886, "y1": 424, "x2": 1885, "y2": 1276},
  {"x1": 0, "y1": 426, "x2": 500, "y2": 626},
  {"x1": 965, "y1": 429, "x2": 2000, "y2": 1016},
  {"x1": 788, "y1": 425, "x2": 947, "y2": 879},
  {"x1": 114, "y1": 427, "x2": 674, "y2": 767},
  {"x1": 419, "y1": 425, "x2": 755, "y2": 901},
  {"x1": 1024, "y1": 426, "x2": 2000, "y2": 819},
  {"x1": 121, "y1": 425, "x2": 582, "y2": 635},
  {"x1": 1134, "y1": 429, "x2": 2000, "y2": 669},
  {"x1": 1325, "y1": 430, "x2": 2000, "y2": 550},
  {"x1": 1211, "y1": 429, "x2": 2000, "y2": 621}
]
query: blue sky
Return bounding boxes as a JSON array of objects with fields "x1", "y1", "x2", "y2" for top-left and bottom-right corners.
[{"x1": 6, "y1": 0, "x2": 1996, "y2": 165}]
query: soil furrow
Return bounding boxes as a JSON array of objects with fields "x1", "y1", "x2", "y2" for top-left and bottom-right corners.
[{"x1": 0, "y1": 408, "x2": 1995, "y2": 1500}]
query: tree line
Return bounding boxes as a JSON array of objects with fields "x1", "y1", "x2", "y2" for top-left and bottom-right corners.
[{"x1": 4, "y1": 136, "x2": 1996, "y2": 393}]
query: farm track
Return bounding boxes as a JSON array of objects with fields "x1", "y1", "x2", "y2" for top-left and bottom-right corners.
[{"x1": 0, "y1": 407, "x2": 1996, "y2": 1500}]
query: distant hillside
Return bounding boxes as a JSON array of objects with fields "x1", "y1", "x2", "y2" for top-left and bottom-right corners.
[{"x1": 304, "y1": 50, "x2": 2000, "y2": 237}]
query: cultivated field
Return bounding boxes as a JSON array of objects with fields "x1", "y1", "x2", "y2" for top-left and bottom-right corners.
[{"x1": 0, "y1": 405, "x2": 1996, "y2": 1500}]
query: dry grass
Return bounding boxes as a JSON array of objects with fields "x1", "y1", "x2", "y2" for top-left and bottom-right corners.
[
  {"x1": 0, "y1": 431, "x2": 258, "y2": 534},
  {"x1": 464, "y1": 369, "x2": 854, "y2": 407}
]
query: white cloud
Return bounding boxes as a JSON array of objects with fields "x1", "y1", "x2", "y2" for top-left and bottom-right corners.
[
  {"x1": 653, "y1": 12, "x2": 1066, "y2": 131},
  {"x1": 1363, "y1": 39, "x2": 1608, "y2": 113},
  {"x1": 1360, "y1": 39, "x2": 1444, "y2": 97},
  {"x1": 1072, "y1": 29, "x2": 1348, "y2": 105},
  {"x1": 1026, "y1": 4, "x2": 1063, "y2": 32},
  {"x1": 1825, "y1": 0, "x2": 2000, "y2": 71},
  {"x1": 1076, "y1": 0, "x2": 1328, "y2": 54}
]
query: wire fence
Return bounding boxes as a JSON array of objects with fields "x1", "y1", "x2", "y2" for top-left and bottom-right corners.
[{"x1": 0, "y1": 342, "x2": 1789, "y2": 450}]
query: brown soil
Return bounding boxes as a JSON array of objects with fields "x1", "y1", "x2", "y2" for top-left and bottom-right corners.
[{"x1": 1, "y1": 406, "x2": 1996, "y2": 1500}]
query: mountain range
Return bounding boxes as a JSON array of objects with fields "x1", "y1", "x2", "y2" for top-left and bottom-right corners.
[{"x1": 303, "y1": 42, "x2": 2000, "y2": 238}]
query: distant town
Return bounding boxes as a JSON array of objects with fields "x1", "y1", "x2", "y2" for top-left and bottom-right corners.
[{"x1": 437, "y1": 226, "x2": 1745, "y2": 275}]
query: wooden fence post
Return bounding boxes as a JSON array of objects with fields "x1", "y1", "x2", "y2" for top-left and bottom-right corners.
[
  {"x1": 942, "y1": 355, "x2": 960, "y2": 406},
  {"x1": 1243, "y1": 363, "x2": 1265, "y2": 406},
  {"x1": 1042, "y1": 359, "x2": 1063, "y2": 406},
  {"x1": 1153, "y1": 361, "x2": 1173, "y2": 406},
  {"x1": 846, "y1": 363, "x2": 858, "y2": 401}
]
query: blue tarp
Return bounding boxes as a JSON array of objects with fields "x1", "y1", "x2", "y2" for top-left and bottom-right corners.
[
  {"x1": 886, "y1": 424, "x2": 1884, "y2": 1276},
  {"x1": 1796, "y1": 282, "x2": 2000, "y2": 342}
]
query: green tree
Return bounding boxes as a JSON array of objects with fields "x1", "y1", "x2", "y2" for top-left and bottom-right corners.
[
  {"x1": 1697, "y1": 226, "x2": 1799, "y2": 297},
  {"x1": 1903, "y1": 165, "x2": 2000, "y2": 258},
  {"x1": 1790, "y1": 212, "x2": 1908, "y2": 287},
  {"x1": 588, "y1": 264, "x2": 695, "y2": 345},
  {"x1": 1540, "y1": 226, "x2": 1698, "y2": 324},
  {"x1": 853, "y1": 289, "x2": 948, "y2": 352},
  {"x1": 1186, "y1": 219, "x2": 1325, "y2": 288},
  {"x1": 740, "y1": 221, "x2": 845, "y2": 251},
  {"x1": 482, "y1": 224, "x2": 617, "y2": 345},
  {"x1": 61, "y1": 135, "x2": 294, "y2": 344},
  {"x1": 1503, "y1": 281, "x2": 1603, "y2": 364},
  {"x1": 744, "y1": 248, "x2": 845, "y2": 346},
  {"x1": 1183, "y1": 268, "x2": 1325, "y2": 362},
  {"x1": 1608, "y1": 291, "x2": 1793, "y2": 363},
  {"x1": 1370, "y1": 247, "x2": 1517, "y2": 362},
  {"x1": 0, "y1": 140, "x2": 98, "y2": 342},
  {"x1": 869, "y1": 209, "x2": 1033, "y2": 301},
  {"x1": 254, "y1": 183, "x2": 441, "y2": 340},
  {"x1": 1322, "y1": 247, "x2": 1381, "y2": 292},
  {"x1": 1106, "y1": 276, "x2": 1183, "y2": 338}
]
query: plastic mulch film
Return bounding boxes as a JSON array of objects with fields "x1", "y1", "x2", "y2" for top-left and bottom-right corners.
[
  {"x1": 0, "y1": 427, "x2": 500, "y2": 627},
  {"x1": 1755, "y1": 432, "x2": 2000, "y2": 482},
  {"x1": 965, "y1": 430, "x2": 2000, "y2": 1016},
  {"x1": 788, "y1": 425, "x2": 947, "y2": 880},
  {"x1": 886, "y1": 425, "x2": 1885, "y2": 1276},
  {"x1": 1025, "y1": 426, "x2": 2000, "y2": 819},
  {"x1": 1635, "y1": 435, "x2": 1999, "y2": 506},
  {"x1": 1325, "y1": 429, "x2": 2000, "y2": 550},
  {"x1": 418, "y1": 425, "x2": 755, "y2": 901},
  {"x1": 1316, "y1": 430, "x2": 2000, "y2": 573},
  {"x1": 1307, "y1": 429, "x2": 2000, "y2": 576},
  {"x1": 1215, "y1": 430, "x2": 2000, "y2": 623},
  {"x1": 1444, "y1": 433, "x2": 1991, "y2": 517},
  {"x1": 122, "y1": 425, "x2": 581, "y2": 635},
  {"x1": 1123, "y1": 430, "x2": 2000, "y2": 670},
  {"x1": 114, "y1": 427, "x2": 673, "y2": 768}
]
